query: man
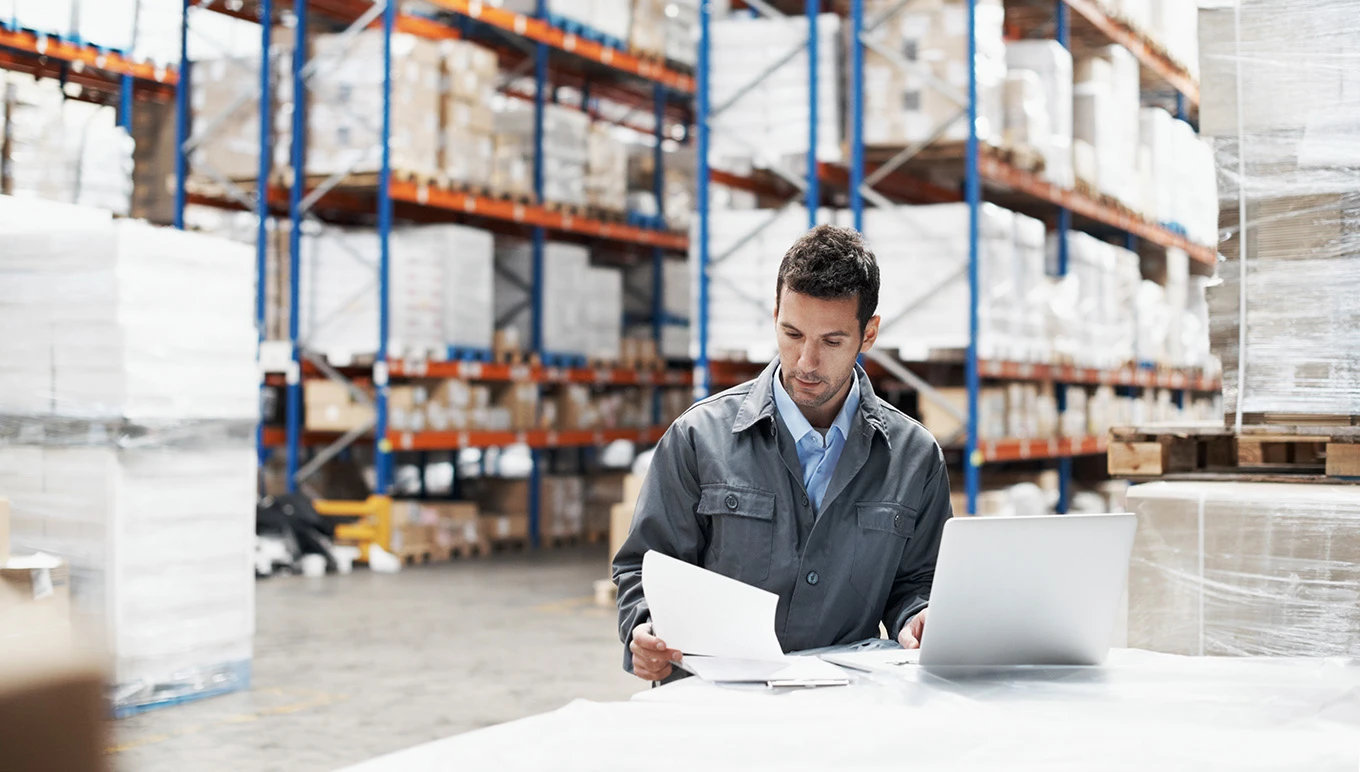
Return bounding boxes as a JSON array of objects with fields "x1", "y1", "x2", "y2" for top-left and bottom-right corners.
[{"x1": 613, "y1": 224, "x2": 953, "y2": 682}]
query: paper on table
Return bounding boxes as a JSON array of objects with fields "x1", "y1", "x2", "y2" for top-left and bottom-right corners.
[
  {"x1": 642, "y1": 550, "x2": 786, "y2": 662},
  {"x1": 820, "y1": 648, "x2": 921, "y2": 673},
  {"x1": 685, "y1": 655, "x2": 850, "y2": 685}
]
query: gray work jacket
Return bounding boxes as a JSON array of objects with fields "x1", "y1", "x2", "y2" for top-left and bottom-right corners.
[{"x1": 613, "y1": 359, "x2": 952, "y2": 673}]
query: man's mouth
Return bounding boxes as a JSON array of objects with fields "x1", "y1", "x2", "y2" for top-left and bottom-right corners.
[{"x1": 794, "y1": 376, "x2": 823, "y2": 390}]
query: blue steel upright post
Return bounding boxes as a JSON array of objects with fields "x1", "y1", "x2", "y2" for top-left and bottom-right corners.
[
  {"x1": 119, "y1": 74, "x2": 134, "y2": 130},
  {"x1": 528, "y1": 0, "x2": 550, "y2": 548},
  {"x1": 256, "y1": 0, "x2": 274, "y2": 467},
  {"x1": 172, "y1": 0, "x2": 191, "y2": 229},
  {"x1": 805, "y1": 0, "x2": 818, "y2": 227},
  {"x1": 964, "y1": 0, "x2": 981, "y2": 515},
  {"x1": 374, "y1": 0, "x2": 396, "y2": 493},
  {"x1": 651, "y1": 82, "x2": 667, "y2": 425},
  {"x1": 695, "y1": 0, "x2": 712, "y2": 400},
  {"x1": 848, "y1": 0, "x2": 864, "y2": 232},
  {"x1": 1055, "y1": 0, "x2": 1072, "y2": 513},
  {"x1": 284, "y1": 0, "x2": 309, "y2": 492}
]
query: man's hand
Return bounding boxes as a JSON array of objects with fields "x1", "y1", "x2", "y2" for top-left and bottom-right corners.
[
  {"x1": 629, "y1": 622, "x2": 683, "y2": 682},
  {"x1": 898, "y1": 608, "x2": 928, "y2": 649}
]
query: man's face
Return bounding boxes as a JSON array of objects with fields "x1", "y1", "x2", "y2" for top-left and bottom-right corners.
[{"x1": 774, "y1": 288, "x2": 880, "y2": 411}]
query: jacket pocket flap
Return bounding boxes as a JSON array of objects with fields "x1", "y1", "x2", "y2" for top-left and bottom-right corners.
[
  {"x1": 856, "y1": 502, "x2": 915, "y2": 537},
  {"x1": 698, "y1": 484, "x2": 775, "y2": 520}
]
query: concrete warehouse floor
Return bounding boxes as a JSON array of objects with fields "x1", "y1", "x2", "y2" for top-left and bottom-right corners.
[{"x1": 110, "y1": 546, "x2": 639, "y2": 772}]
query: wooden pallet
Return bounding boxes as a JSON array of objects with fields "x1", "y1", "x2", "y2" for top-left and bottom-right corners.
[
  {"x1": 543, "y1": 200, "x2": 589, "y2": 218},
  {"x1": 544, "y1": 533, "x2": 583, "y2": 549},
  {"x1": 487, "y1": 536, "x2": 530, "y2": 553},
  {"x1": 583, "y1": 529, "x2": 608, "y2": 545},
  {"x1": 588, "y1": 206, "x2": 628, "y2": 224},
  {"x1": 1108, "y1": 423, "x2": 1360, "y2": 481},
  {"x1": 397, "y1": 544, "x2": 450, "y2": 566},
  {"x1": 493, "y1": 348, "x2": 536, "y2": 366}
]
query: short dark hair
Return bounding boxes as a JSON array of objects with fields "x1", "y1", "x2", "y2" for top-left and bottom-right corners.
[{"x1": 776, "y1": 224, "x2": 880, "y2": 333}]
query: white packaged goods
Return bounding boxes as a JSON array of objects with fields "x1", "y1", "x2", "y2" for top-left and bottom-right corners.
[
  {"x1": 497, "y1": 102, "x2": 589, "y2": 206},
  {"x1": 584, "y1": 267, "x2": 624, "y2": 362},
  {"x1": 593, "y1": 0, "x2": 633, "y2": 43},
  {"x1": 13, "y1": 0, "x2": 72, "y2": 37},
  {"x1": 0, "y1": 201, "x2": 258, "y2": 420},
  {"x1": 495, "y1": 240, "x2": 600, "y2": 359},
  {"x1": 442, "y1": 40, "x2": 498, "y2": 188},
  {"x1": 1045, "y1": 231, "x2": 1142, "y2": 370},
  {"x1": 1146, "y1": 0, "x2": 1197, "y2": 78},
  {"x1": 1002, "y1": 70, "x2": 1049, "y2": 167},
  {"x1": 1136, "y1": 110, "x2": 1217, "y2": 242},
  {"x1": 297, "y1": 223, "x2": 496, "y2": 362},
  {"x1": 0, "y1": 197, "x2": 257, "y2": 714},
  {"x1": 75, "y1": 0, "x2": 137, "y2": 51},
  {"x1": 1202, "y1": 0, "x2": 1360, "y2": 420},
  {"x1": 709, "y1": 14, "x2": 841, "y2": 172},
  {"x1": 629, "y1": 0, "x2": 667, "y2": 58},
  {"x1": 298, "y1": 31, "x2": 443, "y2": 180},
  {"x1": 1127, "y1": 482, "x2": 1360, "y2": 657},
  {"x1": 862, "y1": 0, "x2": 1003, "y2": 147},
  {"x1": 586, "y1": 124, "x2": 629, "y2": 213},
  {"x1": 1075, "y1": 46, "x2": 1139, "y2": 205},
  {"x1": 859, "y1": 203, "x2": 1018, "y2": 361},
  {"x1": 2, "y1": 78, "x2": 134, "y2": 216},
  {"x1": 702, "y1": 207, "x2": 835, "y2": 363},
  {"x1": 627, "y1": 145, "x2": 695, "y2": 229},
  {"x1": 664, "y1": 0, "x2": 698, "y2": 67},
  {"x1": 1005, "y1": 41, "x2": 1073, "y2": 187}
]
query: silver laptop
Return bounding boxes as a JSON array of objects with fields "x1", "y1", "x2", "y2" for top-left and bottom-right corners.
[
  {"x1": 909, "y1": 513, "x2": 1136, "y2": 669},
  {"x1": 824, "y1": 513, "x2": 1136, "y2": 673}
]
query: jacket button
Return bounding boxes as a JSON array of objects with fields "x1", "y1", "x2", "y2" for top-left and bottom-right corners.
[
  {"x1": 802, "y1": 495, "x2": 809, "y2": 507},
  {"x1": 894, "y1": 514, "x2": 902, "y2": 528},
  {"x1": 806, "y1": 571, "x2": 819, "y2": 586},
  {"x1": 725, "y1": 494, "x2": 739, "y2": 510}
]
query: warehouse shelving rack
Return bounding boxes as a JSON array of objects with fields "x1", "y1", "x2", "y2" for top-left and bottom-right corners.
[
  {"x1": 694, "y1": 0, "x2": 1217, "y2": 514},
  {"x1": 178, "y1": 0, "x2": 695, "y2": 549}
]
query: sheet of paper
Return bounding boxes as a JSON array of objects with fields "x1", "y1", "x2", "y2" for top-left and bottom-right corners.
[
  {"x1": 683, "y1": 656, "x2": 851, "y2": 685},
  {"x1": 819, "y1": 648, "x2": 921, "y2": 673},
  {"x1": 642, "y1": 550, "x2": 786, "y2": 662}
]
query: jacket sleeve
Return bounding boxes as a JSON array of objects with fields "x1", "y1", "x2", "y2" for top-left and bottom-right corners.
[
  {"x1": 610, "y1": 419, "x2": 706, "y2": 674},
  {"x1": 883, "y1": 446, "x2": 952, "y2": 640}
]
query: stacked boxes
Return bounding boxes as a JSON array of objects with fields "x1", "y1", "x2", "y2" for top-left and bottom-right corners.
[
  {"x1": 629, "y1": 0, "x2": 668, "y2": 59},
  {"x1": 1201, "y1": 0, "x2": 1360, "y2": 421},
  {"x1": 303, "y1": 31, "x2": 444, "y2": 180},
  {"x1": 1005, "y1": 40, "x2": 1074, "y2": 187},
  {"x1": 861, "y1": 0, "x2": 1003, "y2": 147},
  {"x1": 1127, "y1": 482, "x2": 1360, "y2": 657},
  {"x1": 709, "y1": 15, "x2": 842, "y2": 172},
  {"x1": 1139, "y1": 107, "x2": 1218, "y2": 244},
  {"x1": 664, "y1": 0, "x2": 699, "y2": 67},
  {"x1": 390, "y1": 500, "x2": 484, "y2": 556},
  {"x1": 1074, "y1": 45, "x2": 1140, "y2": 204},
  {"x1": 2, "y1": 77, "x2": 134, "y2": 215},
  {"x1": 496, "y1": 103, "x2": 589, "y2": 207},
  {"x1": 587, "y1": 123, "x2": 629, "y2": 214},
  {"x1": 496, "y1": 240, "x2": 622, "y2": 362},
  {"x1": 296, "y1": 223, "x2": 495, "y2": 363},
  {"x1": 624, "y1": 257, "x2": 691, "y2": 360},
  {"x1": 442, "y1": 40, "x2": 499, "y2": 189},
  {"x1": 0, "y1": 198, "x2": 257, "y2": 715}
]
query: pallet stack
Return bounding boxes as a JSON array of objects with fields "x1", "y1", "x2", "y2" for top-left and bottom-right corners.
[{"x1": 1111, "y1": 0, "x2": 1360, "y2": 660}]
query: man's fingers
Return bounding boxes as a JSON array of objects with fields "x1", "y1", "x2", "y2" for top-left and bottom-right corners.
[
  {"x1": 634, "y1": 662, "x2": 672, "y2": 682},
  {"x1": 902, "y1": 633, "x2": 920, "y2": 650}
]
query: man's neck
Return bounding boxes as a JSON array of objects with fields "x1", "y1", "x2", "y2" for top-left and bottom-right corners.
[{"x1": 800, "y1": 377, "x2": 853, "y2": 429}]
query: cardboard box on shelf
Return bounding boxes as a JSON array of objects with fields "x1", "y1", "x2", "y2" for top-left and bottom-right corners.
[
  {"x1": 540, "y1": 475, "x2": 585, "y2": 539},
  {"x1": 482, "y1": 513, "x2": 530, "y2": 542},
  {"x1": 304, "y1": 380, "x2": 376, "y2": 432},
  {"x1": 494, "y1": 382, "x2": 541, "y2": 431},
  {"x1": 471, "y1": 478, "x2": 531, "y2": 515}
]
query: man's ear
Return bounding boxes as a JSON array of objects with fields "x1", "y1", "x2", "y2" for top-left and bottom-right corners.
[{"x1": 860, "y1": 315, "x2": 881, "y2": 354}]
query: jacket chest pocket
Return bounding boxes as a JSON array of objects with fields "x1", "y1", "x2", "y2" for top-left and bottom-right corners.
[
  {"x1": 850, "y1": 502, "x2": 916, "y2": 600},
  {"x1": 698, "y1": 483, "x2": 776, "y2": 584}
]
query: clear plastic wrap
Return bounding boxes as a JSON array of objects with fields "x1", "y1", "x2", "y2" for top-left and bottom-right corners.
[
  {"x1": 1200, "y1": 0, "x2": 1360, "y2": 420},
  {"x1": 1127, "y1": 481, "x2": 1360, "y2": 658},
  {"x1": 0, "y1": 195, "x2": 258, "y2": 716}
]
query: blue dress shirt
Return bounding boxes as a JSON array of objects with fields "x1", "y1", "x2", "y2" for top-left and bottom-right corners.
[{"x1": 771, "y1": 366, "x2": 861, "y2": 515}]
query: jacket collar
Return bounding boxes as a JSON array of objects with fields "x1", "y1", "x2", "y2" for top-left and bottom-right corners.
[{"x1": 732, "y1": 358, "x2": 892, "y2": 449}]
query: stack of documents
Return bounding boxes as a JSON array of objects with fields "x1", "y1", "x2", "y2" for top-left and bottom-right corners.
[{"x1": 641, "y1": 551, "x2": 850, "y2": 687}]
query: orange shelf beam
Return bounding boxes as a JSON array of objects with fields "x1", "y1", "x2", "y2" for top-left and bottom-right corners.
[
  {"x1": 978, "y1": 435, "x2": 1109, "y2": 463},
  {"x1": 262, "y1": 425, "x2": 670, "y2": 449},
  {"x1": 977, "y1": 360, "x2": 1221, "y2": 391},
  {"x1": 388, "y1": 426, "x2": 668, "y2": 451},
  {"x1": 423, "y1": 0, "x2": 695, "y2": 94},
  {"x1": 388, "y1": 359, "x2": 692, "y2": 387},
  {"x1": 1063, "y1": 0, "x2": 1199, "y2": 106},
  {"x1": 0, "y1": 27, "x2": 177, "y2": 84},
  {"x1": 388, "y1": 180, "x2": 688, "y2": 250},
  {"x1": 978, "y1": 152, "x2": 1217, "y2": 266}
]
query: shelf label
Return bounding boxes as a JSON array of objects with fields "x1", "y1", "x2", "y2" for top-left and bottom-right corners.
[
  {"x1": 546, "y1": 431, "x2": 559, "y2": 446},
  {"x1": 374, "y1": 361, "x2": 389, "y2": 386},
  {"x1": 594, "y1": 431, "x2": 606, "y2": 445},
  {"x1": 515, "y1": 432, "x2": 528, "y2": 445},
  {"x1": 601, "y1": 48, "x2": 614, "y2": 64},
  {"x1": 564, "y1": 34, "x2": 577, "y2": 52},
  {"x1": 1020, "y1": 440, "x2": 1031, "y2": 458},
  {"x1": 563, "y1": 214, "x2": 574, "y2": 229},
  {"x1": 458, "y1": 432, "x2": 470, "y2": 447},
  {"x1": 463, "y1": 361, "x2": 483, "y2": 380},
  {"x1": 468, "y1": 0, "x2": 483, "y2": 17},
  {"x1": 510, "y1": 365, "x2": 531, "y2": 381},
  {"x1": 512, "y1": 203, "x2": 524, "y2": 221},
  {"x1": 417, "y1": 184, "x2": 429, "y2": 204},
  {"x1": 399, "y1": 432, "x2": 413, "y2": 450},
  {"x1": 595, "y1": 369, "x2": 610, "y2": 383},
  {"x1": 463, "y1": 198, "x2": 477, "y2": 213}
]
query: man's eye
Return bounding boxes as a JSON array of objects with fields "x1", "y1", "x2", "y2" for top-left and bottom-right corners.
[
  {"x1": 786, "y1": 332, "x2": 802, "y2": 339},
  {"x1": 825, "y1": 340, "x2": 841, "y2": 348}
]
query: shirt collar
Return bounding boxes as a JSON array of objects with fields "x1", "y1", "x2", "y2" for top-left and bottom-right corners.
[{"x1": 772, "y1": 365, "x2": 861, "y2": 444}]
